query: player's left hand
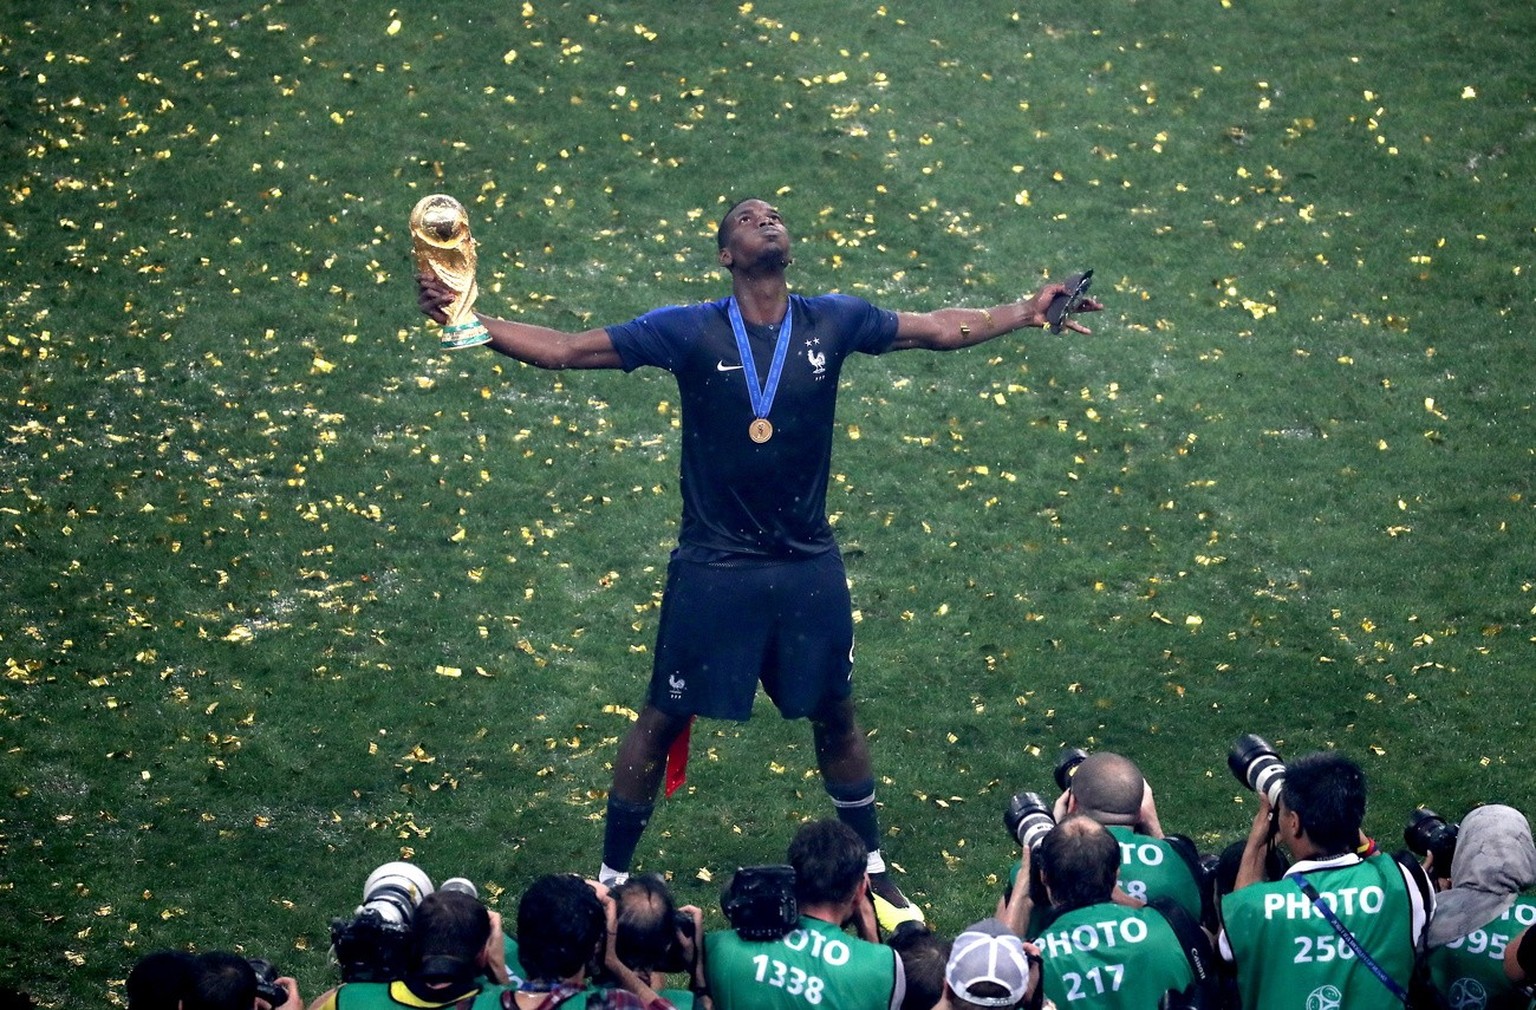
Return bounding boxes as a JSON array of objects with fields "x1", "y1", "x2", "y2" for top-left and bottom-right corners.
[
  {"x1": 1022, "y1": 281, "x2": 1102, "y2": 334},
  {"x1": 416, "y1": 271, "x2": 455, "y2": 324}
]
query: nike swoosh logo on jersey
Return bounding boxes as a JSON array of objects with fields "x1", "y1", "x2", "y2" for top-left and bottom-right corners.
[{"x1": 716, "y1": 361, "x2": 744, "y2": 371}]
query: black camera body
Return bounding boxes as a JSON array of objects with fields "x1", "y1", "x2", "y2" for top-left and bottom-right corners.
[
  {"x1": 330, "y1": 861, "x2": 442, "y2": 983},
  {"x1": 722, "y1": 865, "x2": 799, "y2": 941},
  {"x1": 650, "y1": 910, "x2": 697, "y2": 974},
  {"x1": 1229, "y1": 734, "x2": 1286, "y2": 807},
  {"x1": 1003, "y1": 791, "x2": 1056, "y2": 851},
  {"x1": 247, "y1": 959, "x2": 288, "y2": 1008},
  {"x1": 1404, "y1": 808, "x2": 1459, "y2": 877},
  {"x1": 330, "y1": 908, "x2": 415, "y2": 983}
]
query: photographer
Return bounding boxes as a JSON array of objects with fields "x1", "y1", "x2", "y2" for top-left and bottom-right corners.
[
  {"x1": 1218, "y1": 750, "x2": 1434, "y2": 1010},
  {"x1": 308, "y1": 890, "x2": 509, "y2": 1010},
  {"x1": 1010, "y1": 817, "x2": 1211, "y2": 1009},
  {"x1": 128, "y1": 950, "x2": 301, "y2": 1010},
  {"x1": 705, "y1": 819, "x2": 906, "y2": 1010},
  {"x1": 1420, "y1": 804, "x2": 1536, "y2": 1008},
  {"x1": 503, "y1": 874, "x2": 676, "y2": 1010},
  {"x1": 127, "y1": 950, "x2": 199, "y2": 1010},
  {"x1": 936, "y1": 919, "x2": 1040, "y2": 1010},
  {"x1": 605, "y1": 874, "x2": 709, "y2": 1008},
  {"x1": 887, "y1": 923, "x2": 951, "y2": 1010},
  {"x1": 1049, "y1": 752, "x2": 1206, "y2": 927}
]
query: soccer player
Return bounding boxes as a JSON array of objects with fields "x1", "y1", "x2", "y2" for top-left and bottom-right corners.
[{"x1": 417, "y1": 197, "x2": 1101, "y2": 913}]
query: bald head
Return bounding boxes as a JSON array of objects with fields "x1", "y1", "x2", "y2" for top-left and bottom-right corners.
[{"x1": 1069, "y1": 752, "x2": 1144, "y2": 826}]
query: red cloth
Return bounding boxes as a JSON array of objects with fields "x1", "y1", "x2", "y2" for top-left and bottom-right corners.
[{"x1": 664, "y1": 717, "x2": 695, "y2": 797}]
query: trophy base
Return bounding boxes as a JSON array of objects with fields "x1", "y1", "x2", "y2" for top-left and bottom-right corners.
[{"x1": 440, "y1": 319, "x2": 491, "y2": 350}]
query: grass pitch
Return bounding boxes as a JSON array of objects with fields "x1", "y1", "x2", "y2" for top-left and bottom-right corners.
[{"x1": 1, "y1": 2, "x2": 1533, "y2": 1004}]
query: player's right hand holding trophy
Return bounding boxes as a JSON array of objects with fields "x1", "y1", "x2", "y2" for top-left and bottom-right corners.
[{"x1": 409, "y1": 194, "x2": 491, "y2": 350}]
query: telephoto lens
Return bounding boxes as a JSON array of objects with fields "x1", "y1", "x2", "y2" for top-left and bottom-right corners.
[
  {"x1": 438, "y1": 877, "x2": 479, "y2": 899},
  {"x1": 1228, "y1": 734, "x2": 1286, "y2": 807},
  {"x1": 330, "y1": 862, "x2": 436, "y2": 983},
  {"x1": 1003, "y1": 791, "x2": 1056, "y2": 851},
  {"x1": 1404, "y1": 808, "x2": 1459, "y2": 877},
  {"x1": 360, "y1": 861, "x2": 436, "y2": 925},
  {"x1": 1053, "y1": 747, "x2": 1089, "y2": 792}
]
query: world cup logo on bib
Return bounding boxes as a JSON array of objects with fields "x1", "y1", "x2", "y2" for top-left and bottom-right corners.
[
  {"x1": 1305, "y1": 985, "x2": 1342, "y2": 1010},
  {"x1": 1447, "y1": 977, "x2": 1488, "y2": 1010}
]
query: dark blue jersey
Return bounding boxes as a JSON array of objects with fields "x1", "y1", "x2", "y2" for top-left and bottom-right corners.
[{"x1": 607, "y1": 294, "x2": 898, "y2": 559}]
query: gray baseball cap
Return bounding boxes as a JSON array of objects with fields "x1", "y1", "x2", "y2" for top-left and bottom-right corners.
[{"x1": 945, "y1": 918, "x2": 1033, "y2": 1008}]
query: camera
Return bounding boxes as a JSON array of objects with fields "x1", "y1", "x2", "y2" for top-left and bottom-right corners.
[
  {"x1": 722, "y1": 865, "x2": 799, "y2": 941},
  {"x1": 1003, "y1": 791, "x2": 1056, "y2": 851},
  {"x1": 1054, "y1": 747, "x2": 1089, "y2": 792},
  {"x1": 329, "y1": 861, "x2": 438, "y2": 983},
  {"x1": 439, "y1": 877, "x2": 479, "y2": 899},
  {"x1": 1404, "y1": 808, "x2": 1459, "y2": 878},
  {"x1": 1228, "y1": 734, "x2": 1286, "y2": 807},
  {"x1": 248, "y1": 958, "x2": 288, "y2": 1008},
  {"x1": 650, "y1": 909, "x2": 698, "y2": 974}
]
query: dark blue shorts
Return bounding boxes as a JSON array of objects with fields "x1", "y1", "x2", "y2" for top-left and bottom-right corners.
[{"x1": 649, "y1": 551, "x2": 855, "y2": 721}]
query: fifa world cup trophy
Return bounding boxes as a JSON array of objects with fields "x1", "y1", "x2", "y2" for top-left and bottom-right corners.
[{"x1": 409, "y1": 194, "x2": 491, "y2": 350}]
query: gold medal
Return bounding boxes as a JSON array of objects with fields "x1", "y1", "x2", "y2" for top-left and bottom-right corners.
[{"x1": 749, "y1": 418, "x2": 774, "y2": 443}]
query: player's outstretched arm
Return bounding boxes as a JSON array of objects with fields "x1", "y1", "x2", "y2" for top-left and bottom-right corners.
[
  {"x1": 888, "y1": 279, "x2": 1102, "y2": 351},
  {"x1": 417, "y1": 272, "x2": 622, "y2": 370}
]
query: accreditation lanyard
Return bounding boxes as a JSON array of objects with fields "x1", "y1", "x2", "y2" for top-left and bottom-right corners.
[
  {"x1": 1291, "y1": 872, "x2": 1410, "y2": 1005},
  {"x1": 727, "y1": 296, "x2": 794, "y2": 426}
]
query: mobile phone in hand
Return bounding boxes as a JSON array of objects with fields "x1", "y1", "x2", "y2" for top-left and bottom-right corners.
[{"x1": 1046, "y1": 270, "x2": 1093, "y2": 334}]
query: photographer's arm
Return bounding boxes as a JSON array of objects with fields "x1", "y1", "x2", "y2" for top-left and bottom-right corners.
[
  {"x1": 263, "y1": 978, "x2": 302, "y2": 1010},
  {"x1": 1001, "y1": 845, "x2": 1036, "y2": 939},
  {"x1": 853, "y1": 877, "x2": 881, "y2": 944},
  {"x1": 1051, "y1": 789, "x2": 1072, "y2": 823},
  {"x1": 1505, "y1": 924, "x2": 1536, "y2": 986},
  {"x1": 1137, "y1": 781, "x2": 1166, "y2": 839},
  {"x1": 417, "y1": 273, "x2": 622, "y2": 370},
  {"x1": 678, "y1": 905, "x2": 712, "y2": 1010},
  {"x1": 484, "y1": 909, "x2": 511, "y2": 986},
  {"x1": 304, "y1": 986, "x2": 339, "y2": 1010},
  {"x1": 1233, "y1": 795, "x2": 1276, "y2": 891}
]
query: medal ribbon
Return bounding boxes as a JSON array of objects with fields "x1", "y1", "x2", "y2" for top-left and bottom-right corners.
[{"x1": 727, "y1": 296, "x2": 794, "y2": 423}]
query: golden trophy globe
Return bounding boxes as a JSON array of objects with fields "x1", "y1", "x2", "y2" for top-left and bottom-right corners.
[{"x1": 409, "y1": 194, "x2": 491, "y2": 350}]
